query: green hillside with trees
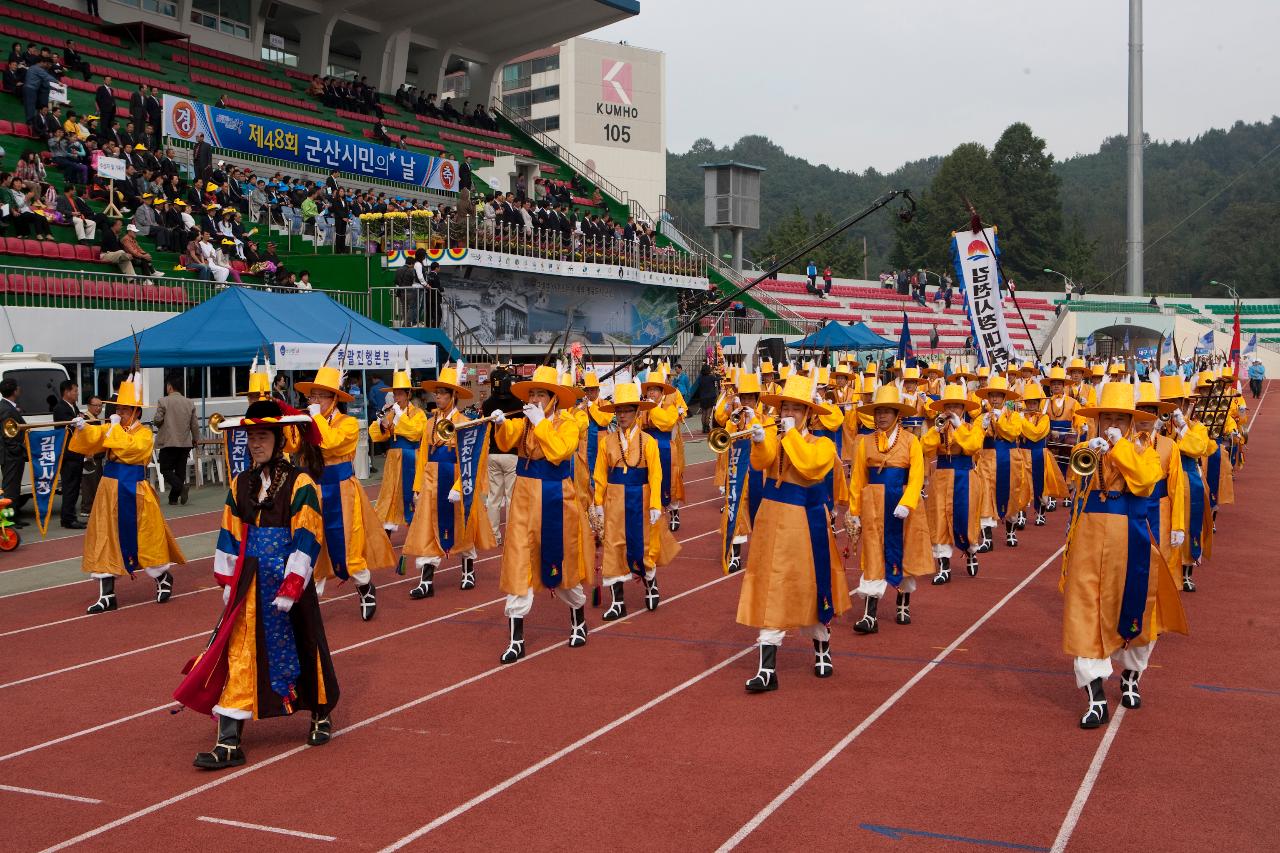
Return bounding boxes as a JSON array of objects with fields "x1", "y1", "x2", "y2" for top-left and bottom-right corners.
[{"x1": 665, "y1": 116, "x2": 1280, "y2": 297}]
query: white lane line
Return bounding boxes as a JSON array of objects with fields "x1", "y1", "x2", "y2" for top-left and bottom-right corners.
[
  {"x1": 197, "y1": 816, "x2": 336, "y2": 842},
  {"x1": 379, "y1": 645, "x2": 755, "y2": 850},
  {"x1": 0, "y1": 704, "x2": 177, "y2": 764},
  {"x1": 1048, "y1": 706, "x2": 1127, "y2": 853},
  {"x1": 0, "y1": 633, "x2": 206, "y2": 690},
  {"x1": 716, "y1": 545, "x2": 1066, "y2": 852},
  {"x1": 0, "y1": 783, "x2": 103, "y2": 804},
  {"x1": 0, "y1": 527, "x2": 221, "y2": 576},
  {"x1": 35, "y1": 530, "x2": 729, "y2": 853}
]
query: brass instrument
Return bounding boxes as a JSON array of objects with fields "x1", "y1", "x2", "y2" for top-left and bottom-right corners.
[
  {"x1": 435, "y1": 409, "x2": 523, "y2": 441},
  {"x1": 2, "y1": 417, "x2": 102, "y2": 439},
  {"x1": 934, "y1": 414, "x2": 949, "y2": 431},
  {"x1": 207, "y1": 412, "x2": 226, "y2": 432},
  {"x1": 1069, "y1": 445, "x2": 1100, "y2": 477},
  {"x1": 1190, "y1": 378, "x2": 1235, "y2": 440},
  {"x1": 708, "y1": 420, "x2": 780, "y2": 454}
]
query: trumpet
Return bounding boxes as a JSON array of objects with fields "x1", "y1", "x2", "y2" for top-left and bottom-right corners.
[
  {"x1": 1069, "y1": 446, "x2": 1100, "y2": 477},
  {"x1": 208, "y1": 412, "x2": 226, "y2": 432},
  {"x1": 707, "y1": 420, "x2": 781, "y2": 454},
  {"x1": 434, "y1": 409, "x2": 523, "y2": 441},
  {"x1": 2, "y1": 417, "x2": 103, "y2": 439},
  {"x1": 934, "y1": 414, "x2": 949, "y2": 431}
]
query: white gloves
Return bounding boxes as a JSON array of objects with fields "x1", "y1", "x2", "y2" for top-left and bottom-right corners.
[
  {"x1": 982, "y1": 413, "x2": 993, "y2": 429},
  {"x1": 718, "y1": 485, "x2": 725, "y2": 496},
  {"x1": 780, "y1": 417, "x2": 795, "y2": 433},
  {"x1": 392, "y1": 403, "x2": 404, "y2": 422},
  {"x1": 447, "y1": 488, "x2": 461, "y2": 503},
  {"x1": 308, "y1": 403, "x2": 322, "y2": 416},
  {"x1": 490, "y1": 409, "x2": 506, "y2": 425},
  {"x1": 1104, "y1": 427, "x2": 1124, "y2": 445},
  {"x1": 272, "y1": 595, "x2": 295, "y2": 613},
  {"x1": 750, "y1": 423, "x2": 766, "y2": 444},
  {"x1": 523, "y1": 403, "x2": 545, "y2": 426},
  {"x1": 892, "y1": 504, "x2": 910, "y2": 520},
  {"x1": 1170, "y1": 530, "x2": 1186, "y2": 548},
  {"x1": 109, "y1": 414, "x2": 121, "y2": 426},
  {"x1": 222, "y1": 585, "x2": 231, "y2": 606},
  {"x1": 1088, "y1": 437, "x2": 1111, "y2": 454},
  {"x1": 590, "y1": 504, "x2": 604, "y2": 523},
  {"x1": 1172, "y1": 408, "x2": 1186, "y2": 426},
  {"x1": 383, "y1": 392, "x2": 394, "y2": 410},
  {"x1": 71, "y1": 416, "x2": 86, "y2": 431},
  {"x1": 649, "y1": 508, "x2": 662, "y2": 526},
  {"x1": 949, "y1": 413, "x2": 964, "y2": 429}
]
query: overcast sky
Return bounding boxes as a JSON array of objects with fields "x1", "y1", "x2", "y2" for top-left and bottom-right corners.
[{"x1": 587, "y1": 0, "x2": 1280, "y2": 173}]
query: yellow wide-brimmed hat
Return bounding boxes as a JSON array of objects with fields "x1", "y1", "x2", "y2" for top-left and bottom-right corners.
[
  {"x1": 1091, "y1": 364, "x2": 1106, "y2": 378},
  {"x1": 974, "y1": 374, "x2": 1021, "y2": 402},
  {"x1": 1194, "y1": 370, "x2": 1218, "y2": 390},
  {"x1": 1076, "y1": 382, "x2": 1155, "y2": 421},
  {"x1": 760, "y1": 372, "x2": 823, "y2": 413},
  {"x1": 899, "y1": 366, "x2": 922, "y2": 382},
  {"x1": 421, "y1": 364, "x2": 473, "y2": 399},
  {"x1": 736, "y1": 371, "x2": 763, "y2": 396},
  {"x1": 948, "y1": 366, "x2": 980, "y2": 382},
  {"x1": 641, "y1": 367, "x2": 676, "y2": 397},
  {"x1": 1135, "y1": 381, "x2": 1176, "y2": 415},
  {"x1": 295, "y1": 365, "x2": 353, "y2": 402},
  {"x1": 113, "y1": 377, "x2": 147, "y2": 409},
  {"x1": 1021, "y1": 382, "x2": 1047, "y2": 403},
  {"x1": 863, "y1": 361, "x2": 878, "y2": 376},
  {"x1": 598, "y1": 380, "x2": 655, "y2": 413},
  {"x1": 1067, "y1": 357, "x2": 1088, "y2": 375},
  {"x1": 1108, "y1": 361, "x2": 1128, "y2": 376},
  {"x1": 832, "y1": 360, "x2": 855, "y2": 378},
  {"x1": 1047, "y1": 365, "x2": 1069, "y2": 382},
  {"x1": 1158, "y1": 374, "x2": 1189, "y2": 401},
  {"x1": 391, "y1": 369, "x2": 414, "y2": 391},
  {"x1": 247, "y1": 370, "x2": 271, "y2": 397},
  {"x1": 511, "y1": 364, "x2": 578, "y2": 408},
  {"x1": 759, "y1": 359, "x2": 777, "y2": 375},
  {"x1": 925, "y1": 361, "x2": 945, "y2": 377},
  {"x1": 857, "y1": 383, "x2": 918, "y2": 418},
  {"x1": 581, "y1": 371, "x2": 601, "y2": 389},
  {"x1": 927, "y1": 383, "x2": 981, "y2": 416}
]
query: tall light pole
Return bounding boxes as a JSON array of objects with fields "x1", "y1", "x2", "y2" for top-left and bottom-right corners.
[
  {"x1": 1044, "y1": 267, "x2": 1077, "y2": 296},
  {"x1": 1126, "y1": 0, "x2": 1144, "y2": 296},
  {"x1": 1209, "y1": 279, "x2": 1239, "y2": 301}
]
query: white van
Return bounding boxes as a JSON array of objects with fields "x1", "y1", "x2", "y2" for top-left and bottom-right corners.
[{"x1": 0, "y1": 352, "x2": 72, "y2": 497}]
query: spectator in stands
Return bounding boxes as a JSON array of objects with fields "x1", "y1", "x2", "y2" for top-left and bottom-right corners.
[
  {"x1": 300, "y1": 189, "x2": 320, "y2": 236},
  {"x1": 144, "y1": 89, "x2": 161, "y2": 149},
  {"x1": 7, "y1": 43, "x2": 22, "y2": 69},
  {"x1": 822, "y1": 265, "x2": 833, "y2": 295},
  {"x1": 22, "y1": 56, "x2": 59, "y2": 123},
  {"x1": 129, "y1": 84, "x2": 146, "y2": 139},
  {"x1": 123, "y1": 223, "x2": 161, "y2": 278},
  {"x1": 296, "y1": 270, "x2": 313, "y2": 291},
  {"x1": 29, "y1": 103, "x2": 56, "y2": 140},
  {"x1": 183, "y1": 232, "x2": 212, "y2": 281},
  {"x1": 5, "y1": 177, "x2": 52, "y2": 239},
  {"x1": 3, "y1": 59, "x2": 22, "y2": 97},
  {"x1": 1248, "y1": 359, "x2": 1265, "y2": 399},
  {"x1": 100, "y1": 219, "x2": 137, "y2": 275},
  {"x1": 85, "y1": 0, "x2": 100, "y2": 16},
  {"x1": 441, "y1": 97, "x2": 460, "y2": 121},
  {"x1": 62, "y1": 40, "x2": 91, "y2": 81},
  {"x1": 57, "y1": 184, "x2": 97, "y2": 242},
  {"x1": 131, "y1": 196, "x2": 159, "y2": 236},
  {"x1": 331, "y1": 187, "x2": 350, "y2": 253},
  {"x1": 422, "y1": 92, "x2": 440, "y2": 118},
  {"x1": 192, "y1": 132, "x2": 212, "y2": 181},
  {"x1": 15, "y1": 151, "x2": 46, "y2": 184},
  {"x1": 805, "y1": 259, "x2": 819, "y2": 295},
  {"x1": 470, "y1": 103, "x2": 487, "y2": 127},
  {"x1": 93, "y1": 74, "x2": 115, "y2": 130}
]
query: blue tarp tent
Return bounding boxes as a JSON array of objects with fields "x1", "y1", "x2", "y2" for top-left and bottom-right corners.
[
  {"x1": 786, "y1": 321, "x2": 895, "y2": 350},
  {"x1": 94, "y1": 288, "x2": 452, "y2": 367}
]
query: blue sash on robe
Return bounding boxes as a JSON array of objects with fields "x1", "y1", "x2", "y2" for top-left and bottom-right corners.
[
  {"x1": 810, "y1": 427, "x2": 839, "y2": 511},
  {"x1": 993, "y1": 437, "x2": 1016, "y2": 518},
  {"x1": 586, "y1": 419, "x2": 602, "y2": 485},
  {"x1": 936, "y1": 454, "x2": 973, "y2": 551},
  {"x1": 1205, "y1": 446, "x2": 1223, "y2": 508},
  {"x1": 517, "y1": 457, "x2": 571, "y2": 587},
  {"x1": 868, "y1": 466, "x2": 909, "y2": 587},
  {"x1": 723, "y1": 438, "x2": 750, "y2": 565},
  {"x1": 430, "y1": 444, "x2": 456, "y2": 552},
  {"x1": 608, "y1": 466, "x2": 648, "y2": 576},
  {"x1": 762, "y1": 479, "x2": 835, "y2": 625},
  {"x1": 1082, "y1": 490, "x2": 1151, "y2": 641},
  {"x1": 643, "y1": 427, "x2": 673, "y2": 506},
  {"x1": 1180, "y1": 455, "x2": 1206, "y2": 561},
  {"x1": 319, "y1": 461, "x2": 353, "y2": 580},
  {"x1": 391, "y1": 436, "x2": 417, "y2": 524},
  {"x1": 1049, "y1": 419, "x2": 1073, "y2": 433},
  {"x1": 104, "y1": 461, "x2": 145, "y2": 576},
  {"x1": 248, "y1": 526, "x2": 299, "y2": 705},
  {"x1": 1026, "y1": 437, "x2": 1047, "y2": 502}
]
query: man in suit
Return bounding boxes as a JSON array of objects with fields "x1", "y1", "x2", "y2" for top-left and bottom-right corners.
[
  {"x1": 95, "y1": 75, "x2": 116, "y2": 130},
  {"x1": 152, "y1": 373, "x2": 199, "y2": 505},
  {"x1": 129, "y1": 84, "x2": 146, "y2": 137},
  {"x1": 63, "y1": 39, "x2": 91, "y2": 81},
  {"x1": 53, "y1": 380, "x2": 86, "y2": 529},
  {"x1": 192, "y1": 132, "x2": 212, "y2": 181},
  {"x1": 144, "y1": 88, "x2": 161, "y2": 149},
  {"x1": 78, "y1": 395, "x2": 105, "y2": 516},
  {"x1": 0, "y1": 379, "x2": 27, "y2": 527}
]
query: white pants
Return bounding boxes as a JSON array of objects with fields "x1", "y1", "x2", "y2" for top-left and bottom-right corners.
[
  {"x1": 92, "y1": 563, "x2": 170, "y2": 580},
  {"x1": 415, "y1": 548, "x2": 476, "y2": 570},
  {"x1": 486, "y1": 453, "x2": 517, "y2": 536},
  {"x1": 1073, "y1": 641, "x2": 1155, "y2": 688},
  {"x1": 606, "y1": 568, "x2": 655, "y2": 587},
  {"x1": 504, "y1": 583, "x2": 585, "y2": 618},
  {"x1": 71, "y1": 215, "x2": 96, "y2": 241},
  {"x1": 315, "y1": 568, "x2": 371, "y2": 596},
  {"x1": 732, "y1": 534, "x2": 748, "y2": 545},
  {"x1": 758, "y1": 624, "x2": 830, "y2": 647},
  {"x1": 856, "y1": 576, "x2": 917, "y2": 599}
]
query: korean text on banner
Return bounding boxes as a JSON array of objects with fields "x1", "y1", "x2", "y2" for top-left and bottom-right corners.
[
  {"x1": 97, "y1": 156, "x2": 126, "y2": 181},
  {"x1": 455, "y1": 420, "x2": 490, "y2": 530},
  {"x1": 161, "y1": 95, "x2": 460, "y2": 192},
  {"x1": 25, "y1": 427, "x2": 66, "y2": 537},
  {"x1": 950, "y1": 227, "x2": 1018, "y2": 372},
  {"x1": 223, "y1": 428, "x2": 251, "y2": 481}
]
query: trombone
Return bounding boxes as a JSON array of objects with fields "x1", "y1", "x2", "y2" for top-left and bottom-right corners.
[
  {"x1": 435, "y1": 409, "x2": 523, "y2": 441},
  {"x1": 708, "y1": 420, "x2": 781, "y2": 454},
  {"x1": 3, "y1": 417, "x2": 103, "y2": 439},
  {"x1": 1068, "y1": 445, "x2": 1100, "y2": 477}
]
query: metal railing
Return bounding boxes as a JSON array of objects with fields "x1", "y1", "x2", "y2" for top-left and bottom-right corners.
[{"x1": 0, "y1": 264, "x2": 369, "y2": 315}]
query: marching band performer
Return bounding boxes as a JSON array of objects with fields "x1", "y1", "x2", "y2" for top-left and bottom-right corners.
[
  {"x1": 492, "y1": 365, "x2": 590, "y2": 663},
  {"x1": 73, "y1": 372, "x2": 186, "y2": 614},
  {"x1": 640, "y1": 368, "x2": 686, "y2": 532},
  {"x1": 712, "y1": 368, "x2": 739, "y2": 505},
  {"x1": 974, "y1": 375, "x2": 1030, "y2": 549},
  {"x1": 368, "y1": 365, "x2": 427, "y2": 533},
  {"x1": 573, "y1": 371, "x2": 614, "y2": 520},
  {"x1": 1045, "y1": 365, "x2": 1079, "y2": 509},
  {"x1": 897, "y1": 366, "x2": 929, "y2": 434},
  {"x1": 1195, "y1": 371, "x2": 1235, "y2": 519},
  {"x1": 1165, "y1": 376, "x2": 1213, "y2": 591},
  {"x1": 807, "y1": 366, "x2": 849, "y2": 516},
  {"x1": 298, "y1": 361, "x2": 396, "y2": 621},
  {"x1": 1060, "y1": 383, "x2": 1164, "y2": 729},
  {"x1": 174, "y1": 400, "x2": 337, "y2": 770},
  {"x1": 924, "y1": 361, "x2": 946, "y2": 398},
  {"x1": 848, "y1": 384, "x2": 932, "y2": 633},
  {"x1": 922, "y1": 384, "x2": 986, "y2": 584},
  {"x1": 737, "y1": 371, "x2": 850, "y2": 691},
  {"x1": 403, "y1": 364, "x2": 495, "y2": 598},
  {"x1": 719, "y1": 372, "x2": 765, "y2": 573},
  {"x1": 591, "y1": 381, "x2": 681, "y2": 619},
  {"x1": 1019, "y1": 382, "x2": 1069, "y2": 526},
  {"x1": 841, "y1": 373, "x2": 876, "y2": 461}
]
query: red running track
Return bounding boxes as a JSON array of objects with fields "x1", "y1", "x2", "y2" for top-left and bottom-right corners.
[{"x1": 0, "y1": 399, "x2": 1274, "y2": 853}]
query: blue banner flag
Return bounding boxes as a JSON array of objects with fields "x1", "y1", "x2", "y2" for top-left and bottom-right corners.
[
  {"x1": 455, "y1": 420, "x2": 491, "y2": 531},
  {"x1": 162, "y1": 95, "x2": 460, "y2": 192},
  {"x1": 722, "y1": 437, "x2": 750, "y2": 573},
  {"x1": 224, "y1": 428, "x2": 251, "y2": 481},
  {"x1": 1243, "y1": 333, "x2": 1257, "y2": 360},
  {"x1": 25, "y1": 427, "x2": 66, "y2": 537},
  {"x1": 1195, "y1": 329, "x2": 1215, "y2": 355},
  {"x1": 897, "y1": 312, "x2": 914, "y2": 362}
]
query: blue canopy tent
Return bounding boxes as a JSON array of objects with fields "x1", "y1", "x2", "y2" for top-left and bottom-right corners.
[
  {"x1": 786, "y1": 321, "x2": 895, "y2": 350},
  {"x1": 94, "y1": 288, "x2": 452, "y2": 368}
]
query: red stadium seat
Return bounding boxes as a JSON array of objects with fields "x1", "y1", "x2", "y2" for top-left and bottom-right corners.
[
  {"x1": 74, "y1": 244, "x2": 98, "y2": 262},
  {"x1": 40, "y1": 241, "x2": 60, "y2": 259},
  {"x1": 5, "y1": 273, "x2": 25, "y2": 292},
  {"x1": 57, "y1": 243, "x2": 77, "y2": 260},
  {"x1": 21, "y1": 239, "x2": 42, "y2": 257}
]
